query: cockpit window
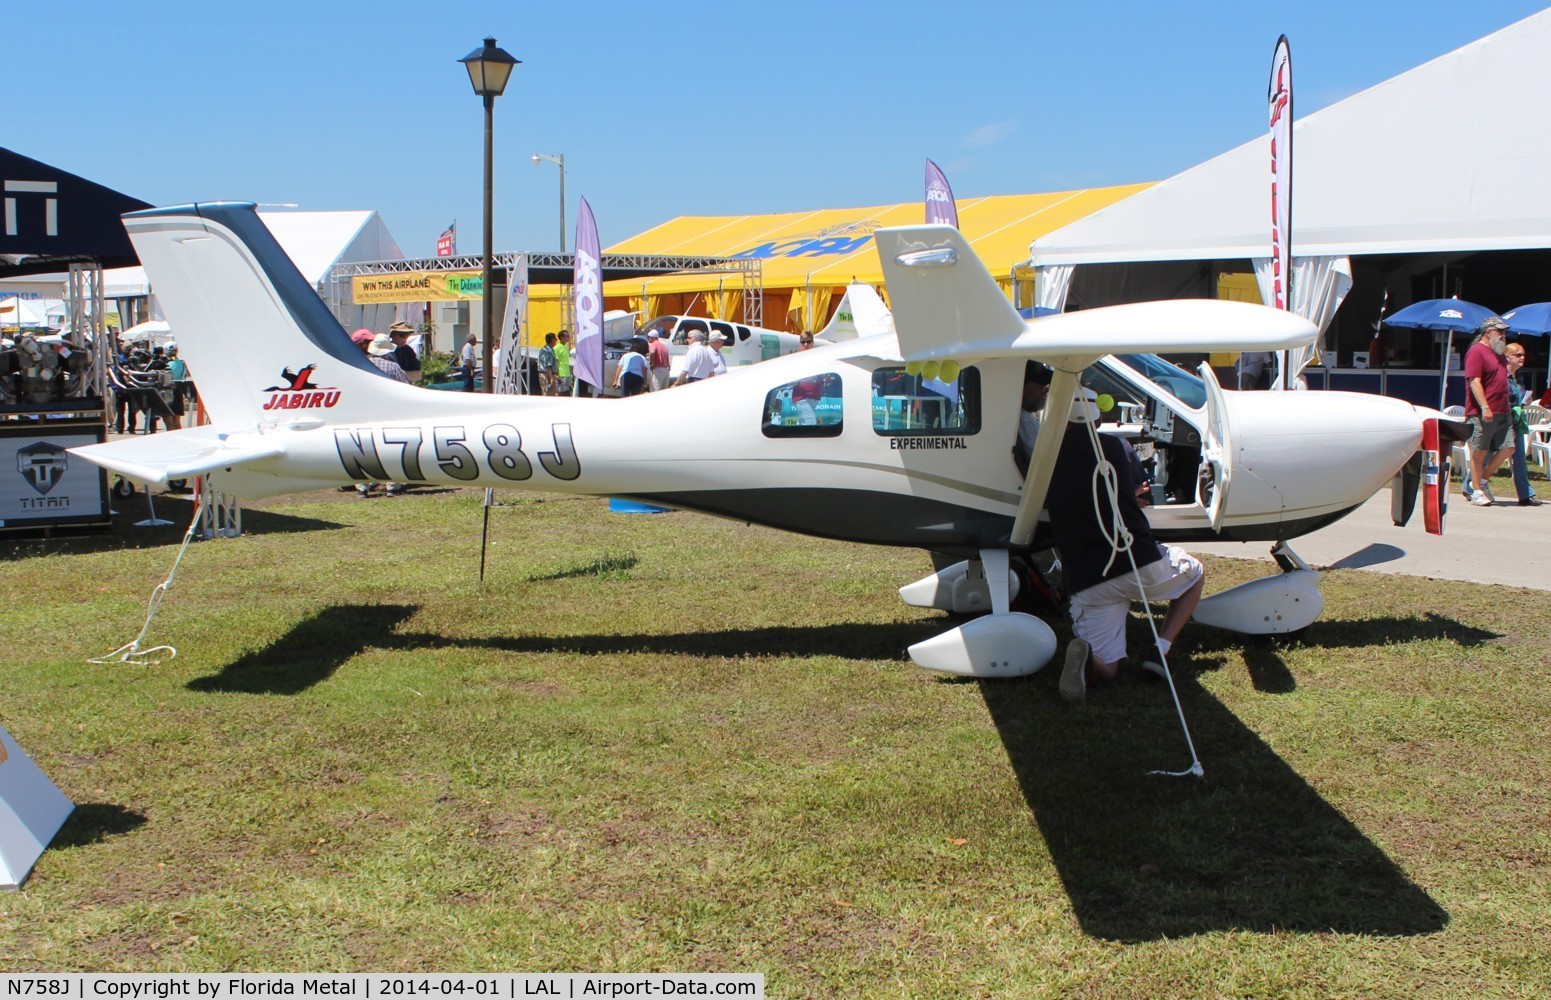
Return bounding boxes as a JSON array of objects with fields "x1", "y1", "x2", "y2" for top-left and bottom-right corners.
[
  {"x1": 763, "y1": 373, "x2": 843, "y2": 437},
  {"x1": 674, "y1": 318, "x2": 709, "y2": 346},
  {"x1": 871, "y1": 367, "x2": 980, "y2": 435},
  {"x1": 1112, "y1": 353, "x2": 1207, "y2": 409}
]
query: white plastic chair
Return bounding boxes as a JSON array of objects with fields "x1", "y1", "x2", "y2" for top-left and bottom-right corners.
[{"x1": 1523, "y1": 403, "x2": 1551, "y2": 471}]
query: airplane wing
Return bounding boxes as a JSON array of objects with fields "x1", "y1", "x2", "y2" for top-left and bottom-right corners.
[
  {"x1": 874, "y1": 224, "x2": 1317, "y2": 370},
  {"x1": 875, "y1": 223, "x2": 1320, "y2": 546},
  {"x1": 70, "y1": 426, "x2": 285, "y2": 486}
]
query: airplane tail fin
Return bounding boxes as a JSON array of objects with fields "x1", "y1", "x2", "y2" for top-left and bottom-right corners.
[
  {"x1": 120, "y1": 202, "x2": 431, "y2": 427},
  {"x1": 816, "y1": 282, "x2": 896, "y2": 342}
]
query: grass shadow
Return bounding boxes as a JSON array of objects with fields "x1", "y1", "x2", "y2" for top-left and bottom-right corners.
[
  {"x1": 1, "y1": 494, "x2": 345, "y2": 560},
  {"x1": 51, "y1": 803, "x2": 148, "y2": 849},
  {"x1": 526, "y1": 553, "x2": 639, "y2": 582},
  {"x1": 978, "y1": 671, "x2": 1449, "y2": 941},
  {"x1": 187, "y1": 604, "x2": 418, "y2": 695}
]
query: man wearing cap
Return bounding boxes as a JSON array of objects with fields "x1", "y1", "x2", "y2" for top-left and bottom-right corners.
[
  {"x1": 1046, "y1": 387, "x2": 1204, "y2": 705},
  {"x1": 706, "y1": 331, "x2": 728, "y2": 377},
  {"x1": 387, "y1": 321, "x2": 422, "y2": 383},
  {"x1": 646, "y1": 330, "x2": 670, "y2": 391},
  {"x1": 349, "y1": 330, "x2": 409, "y2": 494},
  {"x1": 1463, "y1": 316, "x2": 1514, "y2": 506}
]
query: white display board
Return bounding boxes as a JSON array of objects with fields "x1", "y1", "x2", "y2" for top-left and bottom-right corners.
[
  {"x1": 0, "y1": 423, "x2": 110, "y2": 531},
  {"x1": 1, "y1": 725, "x2": 74, "y2": 890}
]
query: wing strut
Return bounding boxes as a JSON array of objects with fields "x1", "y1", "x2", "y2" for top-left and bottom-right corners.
[{"x1": 1010, "y1": 368, "x2": 1081, "y2": 547}]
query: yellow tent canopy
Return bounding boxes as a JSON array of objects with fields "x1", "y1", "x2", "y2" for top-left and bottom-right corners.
[{"x1": 527, "y1": 183, "x2": 1151, "y2": 336}]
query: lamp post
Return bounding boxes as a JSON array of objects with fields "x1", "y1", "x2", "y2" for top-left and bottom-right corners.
[
  {"x1": 459, "y1": 35, "x2": 520, "y2": 393},
  {"x1": 531, "y1": 153, "x2": 566, "y2": 251}
]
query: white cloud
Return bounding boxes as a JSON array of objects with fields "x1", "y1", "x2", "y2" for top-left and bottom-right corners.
[{"x1": 963, "y1": 121, "x2": 1017, "y2": 148}]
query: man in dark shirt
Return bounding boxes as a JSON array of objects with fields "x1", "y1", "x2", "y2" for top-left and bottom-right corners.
[
  {"x1": 387, "y1": 321, "x2": 422, "y2": 383},
  {"x1": 1047, "y1": 389, "x2": 1205, "y2": 704}
]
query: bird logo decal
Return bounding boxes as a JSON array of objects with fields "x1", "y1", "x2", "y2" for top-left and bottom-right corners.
[
  {"x1": 261, "y1": 363, "x2": 341, "y2": 411},
  {"x1": 263, "y1": 364, "x2": 333, "y2": 392}
]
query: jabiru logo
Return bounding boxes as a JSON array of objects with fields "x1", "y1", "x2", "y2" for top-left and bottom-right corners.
[{"x1": 261, "y1": 364, "x2": 341, "y2": 411}]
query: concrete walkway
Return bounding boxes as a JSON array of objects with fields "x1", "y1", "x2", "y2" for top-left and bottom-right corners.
[{"x1": 1191, "y1": 489, "x2": 1551, "y2": 591}]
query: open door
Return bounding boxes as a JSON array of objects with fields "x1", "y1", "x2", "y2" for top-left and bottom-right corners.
[{"x1": 1197, "y1": 362, "x2": 1236, "y2": 532}]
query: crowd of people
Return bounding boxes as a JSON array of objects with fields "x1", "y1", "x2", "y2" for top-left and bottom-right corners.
[{"x1": 109, "y1": 342, "x2": 188, "y2": 434}]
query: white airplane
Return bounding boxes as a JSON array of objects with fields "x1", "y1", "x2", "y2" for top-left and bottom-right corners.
[{"x1": 73, "y1": 203, "x2": 1456, "y2": 678}]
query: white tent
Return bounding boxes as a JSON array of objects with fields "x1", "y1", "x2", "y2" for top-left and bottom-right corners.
[
  {"x1": 0, "y1": 295, "x2": 54, "y2": 327},
  {"x1": 0, "y1": 209, "x2": 404, "y2": 331},
  {"x1": 1030, "y1": 11, "x2": 1551, "y2": 285}
]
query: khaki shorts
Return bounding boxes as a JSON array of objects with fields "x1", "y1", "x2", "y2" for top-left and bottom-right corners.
[
  {"x1": 1069, "y1": 546, "x2": 1204, "y2": 665},
  {"x1": 1468, "y1": 413, "x2": 1511, "y2": 454}
]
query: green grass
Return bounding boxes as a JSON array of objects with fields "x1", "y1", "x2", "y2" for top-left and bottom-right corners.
[{"x1": 2, "y1": 487, "x2": 1549, "y2": 996}]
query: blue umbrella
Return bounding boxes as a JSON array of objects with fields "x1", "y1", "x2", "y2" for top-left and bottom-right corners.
[
  {"x1": 1382, "y1": 298, "x2": 1499, "y2": 409},
  {"x1": 1500, "y1": 302, "x2": 1551, "y2": 336},
  {"x1": 1381, "y1": 297, "x2": 1499, "y2": 333}
]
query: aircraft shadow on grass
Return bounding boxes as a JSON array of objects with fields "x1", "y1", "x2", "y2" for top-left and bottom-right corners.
[
  {"x1": 187, "y1": 604, "x2": 1453, "y2": 941},
  {"x1": 185, "y1": 603, "x2": 940, "y2": 695},
  {"x1": 979, "y1": 667, "x2": 1450, "y2": 942},
  {"x1": 1182, "y1": 612, "x2": 1501, "y2": 695}
]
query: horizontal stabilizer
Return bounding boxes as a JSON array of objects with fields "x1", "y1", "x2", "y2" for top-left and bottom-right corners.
[{"x1": 70, "y1": 426, "x2": 284, "y2": 486}]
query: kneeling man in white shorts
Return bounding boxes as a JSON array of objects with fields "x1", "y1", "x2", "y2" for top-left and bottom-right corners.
[{"x1": 1045, "y1": 390, "x2": 1206, "y2": 703}]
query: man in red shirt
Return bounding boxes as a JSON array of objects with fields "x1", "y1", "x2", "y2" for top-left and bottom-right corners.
[
  {"x1": 1463, "y1": 316, "x2": 1514, "y2": 506},
  {"x1": 646, "y1": 330, "x2": 670, "y2": 390}
]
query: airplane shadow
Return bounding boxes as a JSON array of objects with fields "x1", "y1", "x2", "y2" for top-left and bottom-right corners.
[
  {"x1": 188, "y1": 604, "x2": 1448, "y2": 940},
  {"x1": 187, "y1": 604, "x2": 419, "y2": 695},
  {"x1": 979, "y1": 673, "x2": 1449, "y2": 941},
  {"x1": 1325, "y1": 543, "x2": 1408, "y2": 570},
  {"x1": 1191, "y1": 612, "x2": 1500, "y2": 656},
  {"x1": 186, "y1": 603, "x2": 941, "y2": 695},
  {"x1": 1174, "y1": 613, "x2": 1497, "y2": 697}
]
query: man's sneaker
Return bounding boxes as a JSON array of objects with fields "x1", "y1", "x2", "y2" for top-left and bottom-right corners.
[
  {"x1": 1060, "y1": 638, "x2": 1090, "y2": 705},
  {"x1": 356, "y1": 483, "x2": 377, "y2": 497},
  {"x1": 1469, "y1": 491, "x2": 1493, "y2": 506},
  {"x1": 1520, "y1": 495, "x2": 1544, "y2": 507},
  {"x1": 1479, "y1": 482, "x2": 1498, "y2": 504},
  {"x1": 384, "y1": 483, "x2": 405, "y2": 496}
]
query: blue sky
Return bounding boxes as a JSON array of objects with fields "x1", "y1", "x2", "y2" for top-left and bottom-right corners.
[{"x1": 5, "y1": 1, "x2": 1546, "y2": 257}]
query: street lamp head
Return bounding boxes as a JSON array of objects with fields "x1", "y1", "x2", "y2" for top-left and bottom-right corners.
[{"x1": 460, "y1": 36, "x2": 520, "y2": 98}]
